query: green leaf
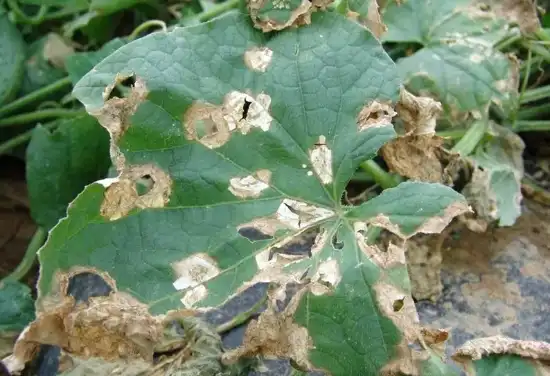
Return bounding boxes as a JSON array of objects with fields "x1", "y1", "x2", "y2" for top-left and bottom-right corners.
[
  {"x1": 382, "y1": 0, "x2": 517, "y2": 115},
  {"x1": 65, "y1": 38, "x2": 126, "y2": 85},
  {"x1": 396, "y1": 43, "x2": 513, "y2": 114},
  {"x1": 382, "y1": 0, "x2": 507, "y2": 45},
  {"x1": 0, "y1": 8, "x2": 26, "y2": 105},
  {"x1": 26, "y1": 114, "x2": 111, "y2": 230},
  {"x1": 473, "y1": 355, "x2": 536, "y2": 376},
  {"x1": 0, "y1": 280, "x2": 35, "y2": 333},
  {"x1": 32, "y1": 12, "x2": 468, "y2": 375},
  {"x1": 18, "y1": 35, "x2": 69, "y2": 96}
]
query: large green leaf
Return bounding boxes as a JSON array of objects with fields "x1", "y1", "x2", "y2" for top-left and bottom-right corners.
[
  {"x1": 382, "y1": 0, "x2": 517, "y2": 115},
  {"x1": 26, "y1": 115, "x2": 111, "y2": 230},
  {"x1": 0, "y1": 280, "x2": 35, "y2": 333},
  {"x1": 28, "y1": 12, "x2": 468, "y2": 375},
  {"x1": 0, "y1": 8, "x2": 26, "y2": 105}
]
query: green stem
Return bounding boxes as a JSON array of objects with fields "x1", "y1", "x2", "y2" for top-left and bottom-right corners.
[
  {"x1": 451, "y1": 120, "x2": 487, "y2": 156},
  {"x1": 495, "y1": 33, "x2": 522, "y2": 51},
  {"x1": 42, "y1": 4, "x2": 88, "y2": 21},
  {"x1": 0, "y1": 122, "x2": 57, "y2": 155},
  {"x1": 0, "y1": 77, "x2": 72, "y2": 118},
  {"x1": 535, "y1": 29, "x2": 550, "y2": 42},
  {"x1": 366, "y1": 226, "x2": 381, "y2": 245},
  {"x1": 517, "y1": 103, "x2": 550, "y2": 119},
  {"x1": 521, "y1": 40, "x2": 550, "y2": 64},
  {"x1": 215, "y1": 291, "x2": 268, "y2": 334},
  {"x1": 0, "y1": 109, "x2": 84, "y2": 127},
  {"x1": 197, "y1": 0, "x2": 240, "y2": 22},
  {"x1": 513, "y1": 120, "x2": 550, "y2": 132},
  {"x1": 128, "y1": 19, "x2": 167, "y2": 41},
  {"x1": 521, "y1": 85, "x2": 550, "y2": 104},
  {"x1": 436, "y1": 129, "x2": 467, "y2": 140},
  {"x1": 3, "y1": 227, "x2": 47, "y2": 282},
  {"x1": 360, "y1": 160, "x2": 398, "y2": 189},
  {"x1": 7, "y1": 0, "x2": 47, "y2": 24}
]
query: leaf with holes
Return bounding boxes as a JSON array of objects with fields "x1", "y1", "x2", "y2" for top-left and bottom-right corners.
[
  {"x1": 14, "y1": 11, "x2": 469, "y2": 376},
  {"x1": 381, "y1": 0, "x2": 519, "y2": 116}
]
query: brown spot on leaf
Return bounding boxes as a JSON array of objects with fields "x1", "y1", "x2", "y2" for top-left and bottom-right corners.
[
  {"x1": 406, "y1": 234, "x2": 445, "y2": 301},
  {"x1": 308, "y1": 135, "x2": 332, "y2": 184},
  {"x1": 229, "y1": 169, "x2": 272, "y2": 198},
  {"x1": 90, "y1": 76, "x2": 149, "y2": 170},
  {"x1": 244, "y1": 46, "x2": 273, "y2": 72},
  {"x1": 355, "y1": 222, "x2": 407, "y2": 268},
  {"x1": 357, "y1": 100, "x2": 396, "y2": 131},
  {"x1": 183, "y1": 91, "x2": 272, "y2": 149},
  {"x1": 248, "y1": 0, "x2": 333, "y2": 32},
  {"x1": 309, "y1": 258, "x2": 341, "y2": 296},
  {"x1": 348, "y1": 0, "x2": 387, "y2": 38},
  {"x1": 172, "y1": 253, "x2": 221, "y2": 308},
  {"x1": 222, "y1": 287, "x2": 312, "y2": 370},
  {"x1": 100, "y1": 164, "x2": 171, "y2": 221},
  {"x1": 10, "y1": 292, "x2": 162, "y2": 372}
]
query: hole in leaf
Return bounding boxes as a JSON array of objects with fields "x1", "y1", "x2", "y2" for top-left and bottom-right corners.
[
  {"x1": 135, "y1": 174, "x2": 154, "y2": 196},
  {"x1": 106, "y1": 75, "x2": 137, "y2": 101},
  {"x1": 238, "y1": 227, "x2": 273, "y2": 241},
  {"x1": 331, "y1": 232, "x2": 344, "y2": 250},
  {"x1": 241, "y1": 98, "x2": 252, "y2": 120},
  {"x1": 66, "y1": 272, "x2": 113, "y2": 304},
  {"x1": 392, "y1": 298, "x2": 405, "y2": 312}
]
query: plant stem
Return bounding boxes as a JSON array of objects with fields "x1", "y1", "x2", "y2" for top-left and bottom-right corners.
[
  {"x1": 366, "y1": 226, "x2": 381, "y2": 245},
  {"x1": 215, "y1": 291, "x2": 268, "y2": 334},
  {"x1": 129, "y1": 19, "x2": 167, "y2": 41},
  {"x1": 335, "y1": 0, "x2": 348, "y2": 14},
  {"x1": 6, "y1": 0, "x2": 47, "y2": 24},
  {"x1": 437, "y1": 129, "x2": 467, "y2": 140},
  {"x1": 451, "y1": 120, "x2": 487, "y2": 156},
  {"x1": 360, "y1": 160, "x2": 398, "y2": 189},
  {"x1": 3, "y1": 227, "x2": 47, "y2": 282},
  {"x1": 517, "y1": 103, "x2": 550, "y2": 119},
  {"x1": 521, "y1": 85, "x2": 550, "y2": 104},
  {"x1": 513, "y1": 120, "x2": 550, "y2": 132},
  {"x1": 197, "y1": 0, "x2": 240, "y2": 22},
  {"x1": 0, "y1": 77, "x2": 72, "y2": 118},
  {"x1": 0, "y1": 122, "x2": 57, "y2": 155},
  {"x1": 495, "y1": 33, "x2": 522, "y2": 51},
  {"x1": 521, "y1": 40, "x2": 550, "y2": 64},
  {"x1": 0, "y1": 109, "x2": 84, "y2": 127}
]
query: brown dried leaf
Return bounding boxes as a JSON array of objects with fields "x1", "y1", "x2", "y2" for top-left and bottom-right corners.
[
  {"x1": 100, "y1": 164, "x2": 172, "y2": 221},
  {"x1": 381, "y1": 135, "x2": 462, "y2": 185},
  {"x1": 406, "y1": 234, "x2": 444, "y2": 301},
  {"x1": 8, "y1": 292, "x2": 162, "y2": 373},
  {"x1": 397, "y1": 88, "x2": 442, "y2": 136},
  {"x1": 471, "y1": 0, "x2": 540, "y2": 34},
  {"x1": 248, "y1": 0, "x2": 333, "y2": 32},
  {"x1": 454, "y1": 336, "x2": 550, "y2": 361}
]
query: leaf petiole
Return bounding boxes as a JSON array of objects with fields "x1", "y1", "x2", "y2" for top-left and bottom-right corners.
[
  {"x1": 0, "y1": 108, "x2": 85, "y2": 127},
  {"x1": 2, "y1": 227, "x2": 46, "y2": 283}
]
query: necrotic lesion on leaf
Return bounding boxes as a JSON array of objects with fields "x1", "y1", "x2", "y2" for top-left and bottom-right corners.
[
  {"x1": 244, "y1": 46, "x2": 274, "y2": 73},
  {"x1": 171, "y1": 253, "x2": 222, "y2": 308},
  {"x1": 183, "y1": 91, "x2": 273, "y2": 149},
  {"x1": 308, "y1": 135, "x2": 333, "y2": 185},
  {"x1": 100, "y1": 164, "x2": 172, "y2": 221},
  {"x1": 357, "y1": 100, "x2": 397, "y2": 131},
  {"x1": 228, "y1": 169, "x2": 272, "y2": 199}
]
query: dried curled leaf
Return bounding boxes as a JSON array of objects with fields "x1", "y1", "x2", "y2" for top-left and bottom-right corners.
[
  {"x1": 248, "y1": 0, "x2": 334, "y2": 32},
  {"x1": 380, "y1": 89, "x2": 462, "y2": 185},
  {"x1": 470, "y1": 0, "x2": 540, "y2": 34}
]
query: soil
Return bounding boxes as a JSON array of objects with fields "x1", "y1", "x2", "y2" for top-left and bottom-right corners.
[
  {"x1": 0, "y1": 156, "x2": 38, "y2": 291},
  {"x1": 415, "y1": 199, "x2": 550, "y2": 371}
]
